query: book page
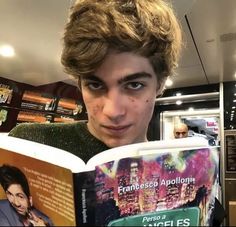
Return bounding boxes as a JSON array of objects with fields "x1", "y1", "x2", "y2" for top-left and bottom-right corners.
[
  {"x1": 0, "y1": 148, "x2": 76, "y2": 226},
  {"x1": 0, "y1": 135, "x2": 86, "y2": 173},
  {"x1": 92, "y1": 146, "x2": 219, "y2": 226}
]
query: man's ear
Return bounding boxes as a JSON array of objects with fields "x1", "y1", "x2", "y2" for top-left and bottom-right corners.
[{"x1": 29, "y1": 196, "x2": 33, "y2": 207}]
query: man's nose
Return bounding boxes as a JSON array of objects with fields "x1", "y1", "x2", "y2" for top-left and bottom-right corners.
[
  {"x1": 12, "y1": 196, "x2": 21, "y2": 207},
  {"x1": 103, "y1": 91, "x2": 125, "y2": 121}
]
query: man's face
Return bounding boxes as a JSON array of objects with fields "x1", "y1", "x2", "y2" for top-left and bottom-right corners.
[
  {"x1": 6, "y1": 184, "x2": 31, "y2": 216},
  {"x1": 81, "y1": 51, "x2": 162, "y2": 148},
  {"x1": 174, "y1": 125, "x2": 188, "y2": 139}
]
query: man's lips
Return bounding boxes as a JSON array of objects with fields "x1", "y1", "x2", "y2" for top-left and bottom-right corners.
[
  {"x1": 102, "y1": 124, "x2": 131, "y2": 134},
  {"x1": 15, "y1": 207, "x2": 25, "y2": 213}
]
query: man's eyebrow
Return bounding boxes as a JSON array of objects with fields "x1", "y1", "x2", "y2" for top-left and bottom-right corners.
[
  {"x1": 118, "y1": 72, "x2": 152, "y2": 84},
  {"x1": 82, "y1": 75, "x2": 104, "y2": 83},
  {"x1": 82, "y1": 72, "x2": 152, "y2": 83}
]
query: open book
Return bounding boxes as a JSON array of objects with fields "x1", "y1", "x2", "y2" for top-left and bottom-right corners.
[{"x1": 0, "y1": 135, "x2": 219, "y2": 226}]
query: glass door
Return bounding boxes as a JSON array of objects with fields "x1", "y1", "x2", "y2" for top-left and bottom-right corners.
[{"x1": 160, "y1": 108, "x2": 220, "y2": 145}]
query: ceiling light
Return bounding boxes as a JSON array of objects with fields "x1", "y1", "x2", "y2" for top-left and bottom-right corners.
[
  {"x1": 176, "y1": 100, "x2": 182, "y2": 105},
  {"x1": 0, "y1": 44, "x2": 15, "y2": 57},
  {"x1": 188, "y1": 107, "x2": 194, "y2": 111},
  {"x1": 232, "y1": 106, "x2": 236, "y2": 109},
  {"x1": 234, "y1": 100, "x2": 236, "y2": 102},
  {"x1": 165, "y1": 78, "x2": 173, "y2": 87},
  {"x1": 176, "y1": 92, "x2": 182, "y2": 96}
]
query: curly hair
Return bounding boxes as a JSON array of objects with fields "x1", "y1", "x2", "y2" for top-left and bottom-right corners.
[{"x1": 61, "y1": 0, "x2": 182, "y2": 83}]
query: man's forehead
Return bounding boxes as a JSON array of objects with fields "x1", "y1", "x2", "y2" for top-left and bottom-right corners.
[
  {"x1": 175, "y1": 126, "x2": 188, "y2": 132},
  {"x1": 7, "y1": 184, "x2": 24, "y2": 193},
  {"x1": 176, "y1": 128, "x2": 187, "y2": 131}
]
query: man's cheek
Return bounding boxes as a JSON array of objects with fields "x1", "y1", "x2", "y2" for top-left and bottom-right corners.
[{"x1": 86, "y1": 102, "x2": 100, "y2": 116}]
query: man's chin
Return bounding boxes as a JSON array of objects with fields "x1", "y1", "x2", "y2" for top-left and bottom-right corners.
[
  {"x1": 18, "y1": 211, "x2": 27, "y2": 216},
  {"x1": 14, "y1": 208, "x2": 27, "y2": 216},
  {"x1": 104, "y1": 138, "x2": 132, "y2": 148}
]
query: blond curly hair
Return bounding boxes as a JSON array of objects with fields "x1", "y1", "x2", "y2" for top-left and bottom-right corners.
[{"x1": 61, "y1": 0, "x2": 182, "y2": 83}]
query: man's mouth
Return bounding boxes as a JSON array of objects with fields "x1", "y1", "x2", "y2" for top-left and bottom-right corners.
[
  {"x1": 15, "y1": 207, "x2": 25, "y2": 214},
  {"x1": 102, "y1": 124, "x2": 131, "y2": 135}
]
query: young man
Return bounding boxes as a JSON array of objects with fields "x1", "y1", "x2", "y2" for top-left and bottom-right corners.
[
  {"x1": 173, "y1": 123, "x2": 189, "y2": 139},
  {"x1": 9, "y1": 0, "x2": 182, "y2": 162},
  {"x1": 0, "y1": 165, "x2": 53, "y2": 226}
]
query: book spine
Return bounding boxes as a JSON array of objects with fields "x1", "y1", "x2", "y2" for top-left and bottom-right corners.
[{"x1": 73, "y1": 171, "x2": 96, "y2": 226}]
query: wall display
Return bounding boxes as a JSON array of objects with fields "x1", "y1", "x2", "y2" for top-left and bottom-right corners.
[
  {"x1": 224, "y1": 82, "x2": 236, "y2": 130},
  {"x1": 0, "y1": 107, "x2": 18, "y2": 132},
  {"x1": 56, "y1": 97, "x2": 83, "y2": 116},
  {"x1": 225, "y1": 132, "x2": 236, "y2": 172},
  {"x1": 0, "y1": 76, "x2": 35, "y2": 109},
  {"x1": 0, "y1": 108, "x2": 8, "y2": 126},
  {"x1": 17, "y1": 110, "x2": 53, "y2": 123},
  {"x1": 53, "y1": 115, "x2": 76, "y2": 123},
  {"x1": 21, "y1": 90, "x2": 57, "y2": 111},
  {"x1": 0, "y1": 83, "x2": 13, "y2": 104},
  {"x1": 0, "y1": 77, "x2": 87, "y2": 131}
]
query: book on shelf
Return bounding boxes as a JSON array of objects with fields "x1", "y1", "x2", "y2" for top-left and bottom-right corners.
[{"x1": 0, "y1": 135, "x2": 219, "y2": 226}]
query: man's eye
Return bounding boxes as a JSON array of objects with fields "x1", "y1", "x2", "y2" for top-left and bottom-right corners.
[
  {"x1": 17, "y1": 195, "x2": 24, "y2": 199},
  {"x1": 126, "y1": 82, "x2": 144, "y2": 90},
  {"x1": 86, "y1": 82, "x2": 104, "y2": 90}
]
